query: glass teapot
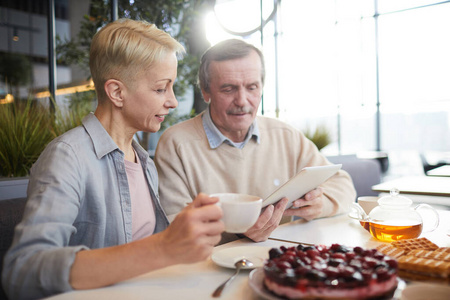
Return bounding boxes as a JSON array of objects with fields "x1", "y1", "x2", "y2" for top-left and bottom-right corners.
[{"x1": 352, "y1": 188, "x2": 440, "y2": 242}]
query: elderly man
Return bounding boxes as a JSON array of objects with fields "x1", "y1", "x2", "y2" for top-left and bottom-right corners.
[{"x1": 154, "y1": 39, "x2": 356, "y2": 244}]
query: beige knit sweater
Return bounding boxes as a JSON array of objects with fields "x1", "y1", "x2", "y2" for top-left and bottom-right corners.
[{"x1": 154, "y1": 113, "x2": 356, "y2": 226}]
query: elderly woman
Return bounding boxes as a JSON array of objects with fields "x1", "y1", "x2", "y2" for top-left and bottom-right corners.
[{"x1": 2, "y1": 19, "x2": 224, "y2": 300}]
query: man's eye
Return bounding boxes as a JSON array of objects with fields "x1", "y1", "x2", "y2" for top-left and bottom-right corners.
[{"x1": 156, "y1": 89, "x2": 166, "y2": 93}]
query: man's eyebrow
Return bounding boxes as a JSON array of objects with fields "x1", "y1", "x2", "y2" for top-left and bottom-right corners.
[{"x1": 219, "y1": 83, "x2": 236, "y2": 89}]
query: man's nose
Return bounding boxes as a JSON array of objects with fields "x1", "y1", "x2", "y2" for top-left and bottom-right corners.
[{"x1": 234, "y1": 89, "x2": 247, "y2": 106}]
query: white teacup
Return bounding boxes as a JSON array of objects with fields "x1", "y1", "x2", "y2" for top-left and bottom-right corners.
[
  {"x1": 357, "y1": 196, "x2": 379, "y2": 215},
  {"x1": 210, "y1": 193, "x2": 262, "y2": 233}
]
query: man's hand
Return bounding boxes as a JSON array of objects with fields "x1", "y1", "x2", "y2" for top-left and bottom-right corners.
[
  {"x1": 158, "y1": 193, "x2": 225, "y2": 264},
  {"x1": 243, "y1": 197, "x2": 289, "y2": 242},
  {"x1": 283, "y1": 187, "x2": 324, "y2": 221}
]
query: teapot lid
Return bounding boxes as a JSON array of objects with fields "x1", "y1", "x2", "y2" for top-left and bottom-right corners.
[{"x1": 378, "y1": 188, "x2": 412, "y2": 206}]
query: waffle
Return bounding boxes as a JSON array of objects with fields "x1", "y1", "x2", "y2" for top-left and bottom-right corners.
[
  {"x1": 377, "y1": 237, "x2": 450, "y2": 283},
  {"x1": 435, "y1": 247, "x2": 450, "y2": 253},
  {"x1": 398, "y1": 255, "x2": 450, "y2": 276},
  {"x1": 390, "y1": 237, "x2": 439, "y2": 254},
  {"x1": 397, "y1": 253, "x2": 450, "y2": 284},
  {"x1": 408, "y1": 249, "x2": 450, "y2": 262},
  {"x1": 376, "y1": 243, "x2": 405, "y2": 258},
  {"x1": 398, "y1": 270, "x2": 449, "y2": 283},
  {"x1": 398, "y1": 256, "x2": 450, "y2": 285}
]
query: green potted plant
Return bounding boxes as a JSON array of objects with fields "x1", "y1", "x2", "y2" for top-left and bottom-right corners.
[
  {"x1": 0, "y1": 100, "x2": 54, "y2": 178},
  {"x1": 303, "y1": 124, "x2": 332, "y2": 151},
  {"x1": 0, "y1": 94, "x2": 93, "y2": 199}
]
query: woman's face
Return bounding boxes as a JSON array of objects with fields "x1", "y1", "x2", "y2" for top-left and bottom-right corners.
[{"x1": 122, "y1": 52, "x2": 178, "y2": 133}]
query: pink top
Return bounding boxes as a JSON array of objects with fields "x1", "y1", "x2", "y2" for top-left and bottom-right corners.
[{"x1": 125, "y1": 153, "x2": 156, "y2": 240}]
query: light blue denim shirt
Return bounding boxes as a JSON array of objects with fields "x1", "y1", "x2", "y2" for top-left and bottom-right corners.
[
  {"x1": 2, "y1": 113, "x2": 169, "y2": 300},
  {"x1": 202, "y1": 106, "x2": 260, "y2": 149}
]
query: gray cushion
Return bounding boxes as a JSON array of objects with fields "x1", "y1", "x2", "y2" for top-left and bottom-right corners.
[
  {"x1": 0, "y1": 197, "x2": 27, "y2": 300},
  {"x1": 327, "y1": 155, "x2": 382, "y2": 199}
]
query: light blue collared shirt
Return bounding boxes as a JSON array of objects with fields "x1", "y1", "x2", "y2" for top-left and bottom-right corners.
[{"x1": 202, "y1": 106, "x2": 260, "y2": 149}]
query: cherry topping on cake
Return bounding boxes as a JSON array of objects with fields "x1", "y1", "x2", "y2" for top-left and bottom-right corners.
[{"x1": 264, "y1": 243, "x2": 399, "y2": 290}]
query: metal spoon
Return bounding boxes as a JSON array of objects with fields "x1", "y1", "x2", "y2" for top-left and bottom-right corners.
[{"x1": 212, "y1": 258, "x2": 254, "y2": 297}]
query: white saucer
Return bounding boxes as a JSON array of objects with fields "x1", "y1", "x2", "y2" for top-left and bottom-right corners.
[
  {"x1": 348, "y1": 210, "x2": 359, "y2": 219},
  {"x1": 211, "y1": 246, "x2": 271, "y2": 269}
]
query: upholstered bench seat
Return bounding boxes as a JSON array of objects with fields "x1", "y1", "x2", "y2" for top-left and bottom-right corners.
[{"x1": 0, "y1": 197, "x2": 27, "y2": 300}]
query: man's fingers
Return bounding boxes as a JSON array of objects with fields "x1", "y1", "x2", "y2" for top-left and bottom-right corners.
[
  {"x1": 305, "y1": 187, "x2": 323, "y2": 201},
  {"x1": 275, "y1": 197, "x2": 289, "y2": 211},
  {"x1": 255, "y1": 205, "x2": 274, "y2": 225},
  {"x1": 284, "y1": 206, "x2": 310, "y2": 218},
  {"x1": 291, "y1": 199, "x2": 307, "y2": 208}
]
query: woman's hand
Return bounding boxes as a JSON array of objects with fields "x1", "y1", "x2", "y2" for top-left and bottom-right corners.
[{"x1": 157, "y1": 193, "x2": 225, "y2": 264}]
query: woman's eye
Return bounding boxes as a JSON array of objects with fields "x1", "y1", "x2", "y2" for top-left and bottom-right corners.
[{"x1": 156, "y1": 89, "x2": 166, "y2": 93}]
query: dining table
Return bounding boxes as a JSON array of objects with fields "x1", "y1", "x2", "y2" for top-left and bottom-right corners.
[
  {"x1": 372, "y1": 176, "x2": 450, "y2": 198},
  {"x1": 427, "y1": 165, "x2": 450, "y2": 177},
  {"x1": 45, "y1": 238, "x2": 298, "y2": 300},
  {"x1": 45, "y1": 209, "x2": 450, "y2": 300},
  {"x1": 371, "y1": 175, "x2": 450, "y2": 207}
]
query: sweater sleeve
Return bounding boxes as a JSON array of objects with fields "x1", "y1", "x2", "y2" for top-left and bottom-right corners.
[
  {"x1": 319, "y1": 169, "x2": 356, "y2": 217},
  {"x1": 154, "y1": 127, "x2": 194, "y2": 222}
]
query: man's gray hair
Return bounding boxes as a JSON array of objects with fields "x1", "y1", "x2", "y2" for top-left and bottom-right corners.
[{"x1": 198, "y1": 39, "x2": 265, "y2": 93}]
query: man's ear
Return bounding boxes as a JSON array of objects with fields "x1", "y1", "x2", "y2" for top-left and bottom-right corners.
[
  {"x1": 201, "y1": 89, "x2": 211, "y2": 104},
  {"x1": 104, "y1": 79, "x2": 125, "y2": 108}
]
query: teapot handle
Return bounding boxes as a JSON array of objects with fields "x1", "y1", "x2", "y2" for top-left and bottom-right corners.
[
  {"x1": 351, "y1": 203, "x2": 368, "y2": 221},
  {"x1": 414, "y1": 203, "x2": 440, "y2": 233}
]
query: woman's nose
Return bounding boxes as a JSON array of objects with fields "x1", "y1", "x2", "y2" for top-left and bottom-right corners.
[{"x1": 166, "y1": 89, "x2": 178, "y2": 108}]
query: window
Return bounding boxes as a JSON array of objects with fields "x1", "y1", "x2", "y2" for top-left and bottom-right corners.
[{"x1": 206, "y1": 0, "x2": 450, "y2": 162}]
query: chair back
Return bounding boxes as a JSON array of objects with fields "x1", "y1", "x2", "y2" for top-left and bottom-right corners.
[
  {"x1": 327, "y1": 155, "x2": 382, "y2": 199},
  {"x1": 0, "y1": 197, "x2": 27, "y2": 300}
]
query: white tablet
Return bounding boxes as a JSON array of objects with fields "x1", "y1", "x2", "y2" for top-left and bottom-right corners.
[{"x1": 262, "y1": 164, "x2": 342, "y2": 208}]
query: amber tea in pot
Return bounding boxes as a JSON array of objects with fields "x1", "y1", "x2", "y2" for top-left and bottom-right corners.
[
  {"x1": 358, "y1": 220, "x2": 422, "y2": 241},
  {"x1": 353, "y1": 189, "x2": 439, "y2": 242},
  {"x1": 368, "y1": 221, "x2": 423, "y2": 242}
]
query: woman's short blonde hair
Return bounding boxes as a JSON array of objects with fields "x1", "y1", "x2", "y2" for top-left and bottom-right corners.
[{"x1": 89, "y1": 18, "x2": 185, "y2": 101}]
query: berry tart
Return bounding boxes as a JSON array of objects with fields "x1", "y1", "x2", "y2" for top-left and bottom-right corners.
[{"x1": 263, "y1": 244, "x2": 399, "y2": 299}]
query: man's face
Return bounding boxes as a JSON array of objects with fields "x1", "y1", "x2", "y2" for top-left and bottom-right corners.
[{"x1": 202, "y1": 50, "x2": 263, "y2": 142}]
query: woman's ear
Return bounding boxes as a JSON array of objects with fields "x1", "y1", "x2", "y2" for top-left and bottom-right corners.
[{"x1": 104, "y1": 79, "x2": 125, "y2": 108}]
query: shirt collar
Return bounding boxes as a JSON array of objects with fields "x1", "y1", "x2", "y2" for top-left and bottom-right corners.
[
  {"x1": 82, "y1": 113, "x2": 151, "y2": 167},
  {"x1": 202, "y1": 106, "x2": 260, "y2": 149},
  {"x1": 82, "y1": 113, "x2": 118, "y2": 159}
]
